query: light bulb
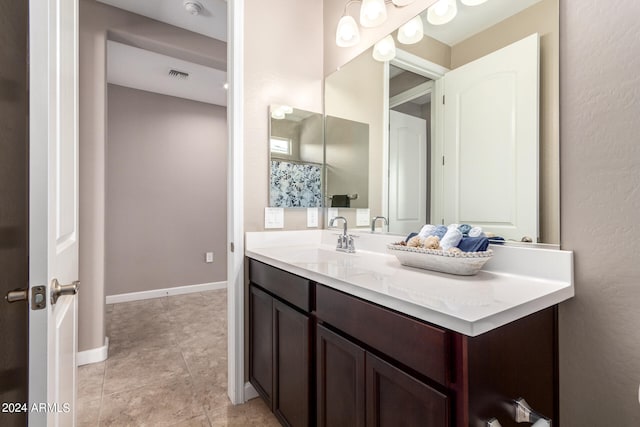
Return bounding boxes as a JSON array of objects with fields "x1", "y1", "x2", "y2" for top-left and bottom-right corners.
[
  {"x1": 434, "y1": 0, "x2": 449, "y2": 16},
  {"x1": 427, "y1": 0, "x2": 457, "y2": 26},
  {"x1": 336, "y1": 15, "x2": 360, "y2": 47},
  {"x1": 372, "y1": 35, "x2": 396, "y2": 62},
  {"x1": 397, "y1": 16, "x2": 423, "y2": 45},
  {"x1": 360, "y1": 0, "x2": 388, "y2": 28}
]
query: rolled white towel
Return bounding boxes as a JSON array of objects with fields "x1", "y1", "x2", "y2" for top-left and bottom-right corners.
[
  {"x1": 468, "y1": 226, "x2": 484, "y2": 238},
  {"x1": 418, "y1": 224, "x2": 437, "y2": 238},
  {"x1": 441, "y1": 228, "x2": 463, "y2": 250},
  {"x1": 447, "y1": 223, "x2": 460, "y2": 231}
]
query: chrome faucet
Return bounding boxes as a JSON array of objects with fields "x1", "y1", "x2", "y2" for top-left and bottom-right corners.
[
  {"x1": 370, "y1": 216, "x2": 388, "y2": 233},
  {"x1": 329, "y1": 216, "x2": 355, "y2": 253}
]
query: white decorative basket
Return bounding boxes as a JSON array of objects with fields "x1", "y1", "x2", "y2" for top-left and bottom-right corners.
[{"x1": 387, "y1": 244, "x2": 493, "y2": 276}]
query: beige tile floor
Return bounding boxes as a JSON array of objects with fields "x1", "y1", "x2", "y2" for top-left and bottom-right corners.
[{"x1": 77, "y1": 289, "x2": 280, "y2": 427}]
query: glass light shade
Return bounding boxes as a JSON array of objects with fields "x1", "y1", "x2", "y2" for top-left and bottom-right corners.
[
  {"x1": 427, "y1": 0, "x2": 458, "y2": 26},
  {"x1": 397, "y1": 16, "x2": 424, "y2": 44},
  {"x1": 360, "y1": 0, "x2": 388, "y2": 28},
  {"x1": 372, "y1": 35, "x2": 396, "y2": 62},
  {"x1": 391, "y1": 0, "x2": 416, "y2": 5},
  {"x1": 461, "y1": 0, "x2": 488, "y2": 5},
  {"x1": 336, "y1": 15, "x2": 361, "y2": 47},
  {"x1": 270, "y1": 104, "x2": 292, "y2": 120}
]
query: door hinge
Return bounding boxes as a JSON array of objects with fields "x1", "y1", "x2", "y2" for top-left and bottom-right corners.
[
  {"x1": 442, "y1": 95, "x2": 445, "y2": 104},
  {"x1": 230, "y1": 242, "x2": 235, "y2": 253},
  {"x1": 442, "y1": 156, "x2": 445, "y2": 166}
]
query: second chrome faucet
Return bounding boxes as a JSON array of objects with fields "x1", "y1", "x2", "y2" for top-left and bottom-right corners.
[{"x1": 329, "y1": 216, "x2": 355, "y2": 253}]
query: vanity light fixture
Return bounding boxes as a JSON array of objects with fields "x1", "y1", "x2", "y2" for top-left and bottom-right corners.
[
  {"x1": 270, "y1": 104, "x2": 293, "y2": 120},
  {"x1": 460, "y1": 0, "x2": 488, "y2": 5},
  {"x1": 360, "y1": 0, "x2": 388, "y2": 27},
  {"x1": 397, "y1": 15, "x2": 424, "y2": 44},
  {"x1": 427, "y1": 0, "x2": 458, "y2": 26},
  {"x1": 335, "y1": 0, "x2": 416, "y2": 47},
  {"x1": 372, "y1": 35, "x2": 397, "y2": 61}
]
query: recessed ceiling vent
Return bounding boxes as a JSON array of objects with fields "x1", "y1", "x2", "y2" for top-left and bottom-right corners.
[{"x1": 168, "y1": 69, "x2": 189, "y2": 80}]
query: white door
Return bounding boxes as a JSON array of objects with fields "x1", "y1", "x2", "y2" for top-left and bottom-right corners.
[
  {"x1": 442, "y1": 33, "x2": 539, "y2": 241},
  {"x1": 388, "y1": 110, "x2": 428, "y2": 235},
  {"x1": 29, "y1": 0, "x2": 79, "y2": 426}
]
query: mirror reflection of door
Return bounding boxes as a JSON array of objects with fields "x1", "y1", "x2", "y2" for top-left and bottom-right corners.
[{"x1": 388, "y1": 65, "x2": 432, "y2": 235}]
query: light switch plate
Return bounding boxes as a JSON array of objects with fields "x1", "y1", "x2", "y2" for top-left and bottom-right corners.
[
  {"x1": 307, "y1": 208, "x2": 319, "y2": 228},
  {"x1": 205, "y1": 252, "x2": 214, "y2": 263},
  {"x1": 356, "y1": 208, "x2": 370, "y2": 227},
  {"x1": 327, "y1": 208, "x2": 339, "y2": 226},
  {"x1": 264, "y1": 207, "x2": 284, "y2": 229}
]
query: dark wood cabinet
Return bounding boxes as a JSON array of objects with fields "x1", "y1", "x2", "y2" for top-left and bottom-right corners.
[
  {"x1": 273, "y1": 299, "x2": 312, "y2": 427},
  {"x1": 248, "y1": 258, "x2": 557, "y2": 427},
  {"x1": 249, "y1": 260, "x2": 313, "y2": 427},
  {"x1": 249, "y1": 284, "x2": 274, "y2": 407},
  {"x1": 366, "y1": 352, "x2": 448, "y2": 427},
  {"x1": 316, "y1": 324, "x2": 365, "y2": 427}
]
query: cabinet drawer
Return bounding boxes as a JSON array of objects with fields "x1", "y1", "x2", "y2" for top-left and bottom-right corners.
[
  {"x1": 315, "y1": 285, "x2": 450, "y2": 385},
  {"x1": 249, "y1": 259, "x2": 312, "y2": 312}
]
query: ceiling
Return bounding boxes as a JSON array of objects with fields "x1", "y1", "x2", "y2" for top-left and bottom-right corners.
[
  {"x1": 97, "y1": 0, "x2": 227, "y2": 42},
  {"x1": 97, "y1": 0, "x2": 228, "y2": 106},
  {"x1": 421, "y1": 0, "x2": 543, "y2": 46},
  {"x1": 107, "y1": 41, "x2": 227, "y2": 106}
]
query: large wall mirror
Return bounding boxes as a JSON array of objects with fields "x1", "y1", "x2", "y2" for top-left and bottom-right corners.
[
  {"x1": 269, "y1": 105, "x2": 324, "y2": 208},
  {"x1": 325, "y1": 0, "x2": 559, "y2": 244}
]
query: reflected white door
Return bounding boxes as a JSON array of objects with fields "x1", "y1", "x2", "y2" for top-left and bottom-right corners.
[
  {"x1": 388, "y1": 110, "x2": 428, "y2": 235},
  {"x1": 29, "y1": 0, "x2": 79, "y2": 426},
  {"x1": 442, "y1": 33, "x2": 539, "y2": 241}
]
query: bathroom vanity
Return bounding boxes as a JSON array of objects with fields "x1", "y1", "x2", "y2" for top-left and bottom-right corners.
[{"x1": 246, "y1": 230, "x2": 573, "y2": 427}]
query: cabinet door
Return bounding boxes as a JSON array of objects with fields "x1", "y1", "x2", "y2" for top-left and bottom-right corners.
[
  {"x1": 274, "y1": 299, "x2": 311, "y2": 427},
  {"x1": 249, "y1": 284, "x2": 274, "y2": 407},
  {"x1": 316, "y1": 325, "x2": 366, "y2": 427},
  {"x1": 366, "y1": 353, "x2": 449, "y2": 427}
]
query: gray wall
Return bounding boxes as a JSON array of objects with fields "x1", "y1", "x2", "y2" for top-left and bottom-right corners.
[
  {"x1": 559, "y1": 0, "x2": 640, "y2": 425},
  {"x1": 106, "y1": 85, "x2": 227, "y2": 296},
  {"x1": 79, "y1": 0, "x2": 226, "y2": 351}
]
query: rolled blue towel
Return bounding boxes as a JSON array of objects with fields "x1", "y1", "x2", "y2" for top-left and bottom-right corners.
[
  {"x1": 488, "y1": 236, "x2": 505, "y2": 245},
  {"x1": 441, "y1": 228, "x2": 463, "y2": 250},
  {"x1": 404, "y1": 232, "x2": 418, "y2": 242},
  {"x1": 458, "y1": 224, "x2": 472, "y2": 236},
  {"x1": 418, "y1": 224, "x2": 437, "y2": 238},
  {"x1": 457, "y1": 236, "x2": 490, "y2": 252},
  {"x1": 468, "y1": 226, "x2": 484, "y2": 238},
  {"x1": 433, "y1": 225, "x2": 448, "y2": 240}
]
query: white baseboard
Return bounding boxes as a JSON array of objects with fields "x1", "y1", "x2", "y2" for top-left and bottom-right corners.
[
  {"x1": 77, "y1": 337, "x2": 109, "y2": 366},
  {"x1": 244, "y1": 382, "x2": 259, "y2": 401},
  {"x1": 106, "y1": 281, "x2": 227, "y2": 304}
]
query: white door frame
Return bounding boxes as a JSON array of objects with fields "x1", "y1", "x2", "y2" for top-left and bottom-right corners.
[
  {"x1": 227, "y1": 0, "x2": 246, "y2": 405},
  {"x1": 382, "y1": 49, "x2": 449, "y2": 224}
]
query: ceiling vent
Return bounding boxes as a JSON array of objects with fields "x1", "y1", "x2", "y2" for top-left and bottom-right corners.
[{"x1": 168, "y1": 69, "x2": 189, "y2": 80}]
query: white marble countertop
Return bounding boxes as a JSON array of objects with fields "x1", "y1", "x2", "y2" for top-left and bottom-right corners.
[{"x1": 245, "y1": 230, "x2": 574, "y2": 336}]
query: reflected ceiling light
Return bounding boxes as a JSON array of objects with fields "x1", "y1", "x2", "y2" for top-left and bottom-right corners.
[
  {"x1": 360, "y1": 0, "x2": 388, "y2": 28},
  {"x1": 372, "y1": 35, "x2": 396, "y2": 62},
  {"x1": 427, "y1": 0, "x2": 457, "y2": 26},
  {"x1": 397, "y1": 15, "x2": 423, "y2": 44},
  {"x1": 336, "y1": 15, "x2": 361, "y2": 47},
  {"x1": 270, "y1": 104, "x2": 293, "y2": 120},
  {"x1": 460, "y1": 0, "x2": 488, "y2": 5},
  {"x1": 183, "y1": 0, "x2": 203, "y2": 16}
]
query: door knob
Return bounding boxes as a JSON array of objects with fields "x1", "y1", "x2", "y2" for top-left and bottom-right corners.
[{"x1": 51, "y1": 279, "x2": 79, "y2": 304}]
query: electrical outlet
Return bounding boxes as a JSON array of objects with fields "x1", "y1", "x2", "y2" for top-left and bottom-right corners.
[{"x1": 205, "y1": 252, "x2": 214, "y2": 263}]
